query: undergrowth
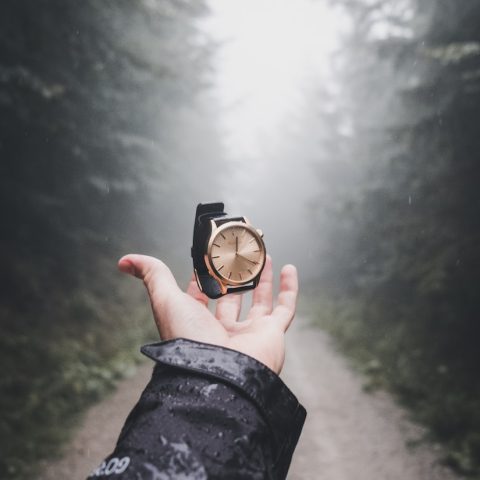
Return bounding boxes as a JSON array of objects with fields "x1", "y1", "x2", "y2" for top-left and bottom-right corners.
[{"x1": 0, "y1": 283, "x2": 157, "y2": 480}]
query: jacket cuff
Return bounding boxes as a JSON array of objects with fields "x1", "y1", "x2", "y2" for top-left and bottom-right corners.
[{"x1": 141, "y1": 338, "x2": 306, "y2": 473}]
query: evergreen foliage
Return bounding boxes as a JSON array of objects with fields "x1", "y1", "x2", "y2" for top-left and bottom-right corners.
[
  {"x1": 314, "y1": 0, "x2": 480, "y2": 474},
  {"x1": 0, "y1": 1, "x2": 219, "y2": 478}
]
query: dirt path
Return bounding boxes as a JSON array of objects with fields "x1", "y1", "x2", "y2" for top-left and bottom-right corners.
[
  {"x1": 38, "y1": 363, "x2": 153, "y2": 480},
  {"x1": 39, "y1": 317, "x2": 459, "y2": 480},
  {"x1": 282, "y1": 318, "x2": 459, "y2": 480}
]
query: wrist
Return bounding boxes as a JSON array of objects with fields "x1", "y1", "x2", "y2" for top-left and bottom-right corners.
[{"x1": 227, "y1": 332, "x2": 285, "y2": 374}]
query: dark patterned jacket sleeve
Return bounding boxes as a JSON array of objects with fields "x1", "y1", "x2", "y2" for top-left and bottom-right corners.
[{"x1": 86, "y1": 338, "x2": 306, "y2": 480}]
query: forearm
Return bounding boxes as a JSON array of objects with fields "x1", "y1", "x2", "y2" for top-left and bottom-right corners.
[{"x1": 87, "y1": 339, "x2": 306, "y2": 480}]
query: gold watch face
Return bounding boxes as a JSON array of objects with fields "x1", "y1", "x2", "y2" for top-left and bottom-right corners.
[{"x1": 206, "y1": 221, "x2": 266, "y2": 286}]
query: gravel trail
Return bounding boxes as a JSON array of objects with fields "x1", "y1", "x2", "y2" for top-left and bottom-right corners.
[
  {"x1": 39, "y1": 317, "x2": 459, "y2": 480},
  {"x1": 283, "y1": 318, "x2": 459, "y2": 480}
]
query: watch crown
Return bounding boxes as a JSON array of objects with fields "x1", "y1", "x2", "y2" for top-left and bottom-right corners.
[{"x1": 256, "y1": 229, "x2": 264, "y2": 238}]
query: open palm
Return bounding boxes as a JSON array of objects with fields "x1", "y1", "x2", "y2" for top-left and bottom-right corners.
[{"x1": 118, "y1": 254, "x2": 298, "y2": 374}]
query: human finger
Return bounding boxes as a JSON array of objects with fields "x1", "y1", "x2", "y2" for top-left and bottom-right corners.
[
  {"x1": 271, "y1": 264, "x2": 298, "y2": 331},
  {"x1": 118, "y1": 253, "x2": 182, "y2": 318},
  {"x1": 247, "y1": 255, "x2": 273, "y2": 320},
  {"x1": 119, "y1": 254, "x2": 229, "y2": 345},
  {"x1": 186, "y1": 273, "x2": 209, "y2": 307},
  {"x1": 119, "y1": 254, "x2": 178, "y2": 287},
  {"x1": 215, "y1": 292, "x2": 243, "y2": 325}
]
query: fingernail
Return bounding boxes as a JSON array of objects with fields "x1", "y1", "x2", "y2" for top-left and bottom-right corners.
[{"x1": 119, "y1": 260, "x2": 136, "y2": 276}]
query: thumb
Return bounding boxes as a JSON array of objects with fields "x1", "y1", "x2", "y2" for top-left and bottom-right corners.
[
  {"x1": 118, "y1": 254, "x2": 211, "y2": 342},
  {"x1": 118, "y1": 254, "x2": 181, "y2": 305}
]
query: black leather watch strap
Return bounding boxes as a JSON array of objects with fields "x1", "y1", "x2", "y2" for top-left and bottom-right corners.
[
  {"x1": 191, "y1": 203, "x2": 254, "y2": 299},
  {"x1": 191, "y1": 203, "x2": 226, "y2": 299}
]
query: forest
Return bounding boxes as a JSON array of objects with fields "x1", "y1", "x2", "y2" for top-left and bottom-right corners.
[
  {"x1": 1, "y1": 0, "x2": 479, "y2": 478},
  {"x1": 0, "y1": 1, "x2": 224, "y2": 478},
  {"x1": 313, "y1": 0, "x2": 480, "y2": 475}
]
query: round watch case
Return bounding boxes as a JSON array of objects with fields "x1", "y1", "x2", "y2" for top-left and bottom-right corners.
[{"x1": 205, "y1": 221, "x2": 266, "y2": 287}]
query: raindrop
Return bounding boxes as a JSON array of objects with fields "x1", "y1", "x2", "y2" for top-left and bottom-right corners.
[{"x1": 234, "y1": 435, "x2": 249, "y2": 446}]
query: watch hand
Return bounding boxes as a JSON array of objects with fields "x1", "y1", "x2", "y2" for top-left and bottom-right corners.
[
  {"x1": 237, "y1": 253, "x2": 256, "y2": 264},
  {"x1": 235, "y1": 236, "x2": 238, "y2": 254}
]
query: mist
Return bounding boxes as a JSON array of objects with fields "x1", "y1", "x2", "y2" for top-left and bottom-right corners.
[{"x1": 1, "y1": 0, "x2": 479, "y2": 478}]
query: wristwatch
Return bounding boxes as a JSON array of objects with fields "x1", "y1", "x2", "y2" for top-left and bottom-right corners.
[{"x1": 191, "y1": 202, "x2": 266, "y2": 299}]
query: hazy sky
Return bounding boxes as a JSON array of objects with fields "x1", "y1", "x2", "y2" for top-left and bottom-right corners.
[
  {"x1": 196, "y1": 0, "x2": 349, "y2": 274},
  {"x1": 201, "y1": 0, "x2": 344, "y2": 158}
]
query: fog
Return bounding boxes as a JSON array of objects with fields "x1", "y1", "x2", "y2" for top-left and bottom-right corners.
[
  {"x1": 1, "y1": 0, "x2": 479, "y2": 478},
  {"x1": 155, "y1": 0, "x2": 351, "y2": 281}
]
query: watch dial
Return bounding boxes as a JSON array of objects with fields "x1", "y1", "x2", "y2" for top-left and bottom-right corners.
[{"x1": 210, "y1": 225, "x2": 265, "y2": 283}]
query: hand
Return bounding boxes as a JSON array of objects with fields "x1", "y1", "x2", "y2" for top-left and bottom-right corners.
[{"x1": 117, "y1": 254, "x2": 298, "y2": 374}]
